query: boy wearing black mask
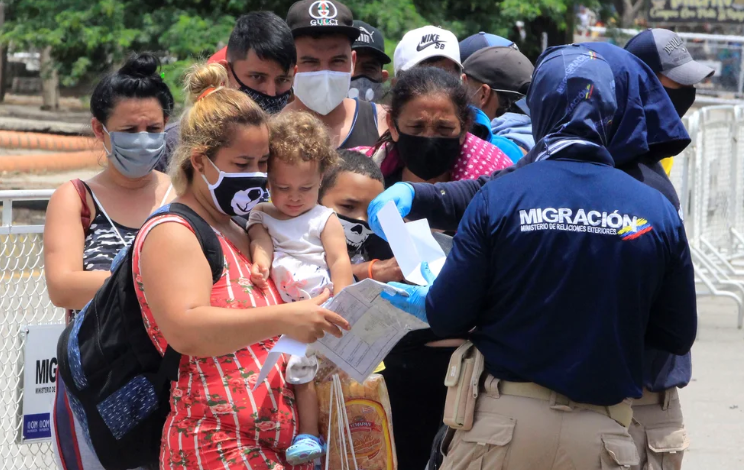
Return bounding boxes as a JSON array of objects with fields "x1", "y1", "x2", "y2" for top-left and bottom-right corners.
[
  {"x1": 319, "y1": 150, "x2": 403, "y2": 282},
  {"x1": 156, "y1": 12, "x2": 297, "y2": 171},
  {"x1": 625, "y1": 28, "x2": 714, "y2": 175}
]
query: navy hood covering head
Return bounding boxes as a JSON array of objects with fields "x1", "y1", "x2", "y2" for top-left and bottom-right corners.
[
  {"x1": 528, "y1": 45, "x2": 617, "y2": 156},
  {"x1": 579, "y1": 42, "x2": 690, "y2": 166}
]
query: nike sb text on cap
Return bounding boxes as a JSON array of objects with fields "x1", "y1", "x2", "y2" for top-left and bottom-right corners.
[
  {"x1": 287, "y1": 0, "x2": 360, "y2": 41},
  {"x1": 625, "y1": 28, "x2": 714, "y2": 86},
  {"x1": 394, "y1": 26, "x2": 462, "y2": 76},
  {"x1": 353, "y1": 20, "x2": 391, "y2": 64}
]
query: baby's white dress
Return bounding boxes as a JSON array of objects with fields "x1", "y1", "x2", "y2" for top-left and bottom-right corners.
[
  {"x1": 247, "y1": 204, "x2": 335, "y2": 303},
  {"x1": 247, "y1": 204, "x2": 336, "y2": 385},
  {"x1": 248, "y1": 205, "x2": 334, "y2": 385}
]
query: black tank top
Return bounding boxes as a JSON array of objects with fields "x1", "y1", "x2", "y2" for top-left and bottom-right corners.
[{"x1": 339, "y1": 99, "x2": 379, "y2": 149}]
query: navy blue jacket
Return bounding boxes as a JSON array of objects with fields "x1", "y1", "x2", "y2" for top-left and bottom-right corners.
[
  {"x1": 411, "y1": 44, "x2": 694, "y2": 392},
  {"x1": 426, "y1": 143, "x2": 696, "y2": 405}
]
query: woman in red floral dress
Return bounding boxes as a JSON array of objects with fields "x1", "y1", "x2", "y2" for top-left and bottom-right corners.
[{"x1": 132, "y1": 63, "x2": 349, "y2": 470}]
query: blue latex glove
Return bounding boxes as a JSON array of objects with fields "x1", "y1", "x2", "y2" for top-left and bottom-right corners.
[
  {"x1": 381, "y1": 262, "x2": 437, "y2": 324},
  {"x1": 367, "y1": 182, "x2": 415, "y2": 240}
]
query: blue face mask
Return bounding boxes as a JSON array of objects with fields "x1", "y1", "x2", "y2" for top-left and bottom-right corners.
[{"x1": 103, "y1": 126, "x2": 166, "y2": 178}]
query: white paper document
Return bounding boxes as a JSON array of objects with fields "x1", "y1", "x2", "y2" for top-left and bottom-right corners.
[
  {"x1": 313, "y1": 278, "x2": 429, "y2": 382},
  {"x1": 253, "y1": 335, "x2": 308, "y2": 390},
  {"x1": 377, "y1": 201, "x2": 446, "y2": 285},
  {"x1": 254, "y1": 279, "x2": 428, "y2": 387}
]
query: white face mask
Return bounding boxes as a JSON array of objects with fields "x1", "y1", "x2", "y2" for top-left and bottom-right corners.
[{"x1": 293, "y1": 70, "x2": 351, "y2": 115}]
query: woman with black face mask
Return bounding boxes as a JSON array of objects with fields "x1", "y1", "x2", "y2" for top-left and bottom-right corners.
[
  {"x1": 352, "y1": 67, "x2": 512, "y2": 187},
  {"x1": 349, "y1": 69, "x2": 511, "y2": 469}
]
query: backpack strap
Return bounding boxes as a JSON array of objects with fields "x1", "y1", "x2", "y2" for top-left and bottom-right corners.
[
  {"x1": 71, "y1": 178, "x2": 92, "y2": 236},
  {"x1": 142, "y1": 203, "x2": 226, "y2": 384},
  {"x1": 232, "y1": 216, "x2": 249, "y2": 231},
  {"x1": 151, "y1": 203, "x2": 224, "y2": 284}
]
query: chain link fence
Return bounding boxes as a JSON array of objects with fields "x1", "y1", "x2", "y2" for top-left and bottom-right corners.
[{"x1": 1, "y1": 190, "x2": 62, "y2": 470}]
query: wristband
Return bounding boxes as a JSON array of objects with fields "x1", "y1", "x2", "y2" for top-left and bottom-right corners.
[{"x1": 368, "y1": 259, "x2": 380, "y2": 280}]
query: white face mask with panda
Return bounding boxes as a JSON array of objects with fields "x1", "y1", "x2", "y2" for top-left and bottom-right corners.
[{"x1": 201, "y1": 158, "x2": 269, "y2": 216}]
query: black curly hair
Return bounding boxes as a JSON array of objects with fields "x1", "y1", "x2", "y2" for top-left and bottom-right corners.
[
  {"x1": 319, "y1": 150, "x2": 384, "y2": 200},
  {"x1": 90, "y1": 52, "x2": 174, "y2": 125},
  {"x1": 374, "y1": 66, "x2": 473, "y2": 150}
]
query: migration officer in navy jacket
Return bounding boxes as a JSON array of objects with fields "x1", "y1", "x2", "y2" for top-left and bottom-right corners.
[
  {"x1": 373, "y1": 42, "x2": 697, "y2": 469},
  {"x1": 382, "y1": 45, "x2": 697, "y2": 470}
]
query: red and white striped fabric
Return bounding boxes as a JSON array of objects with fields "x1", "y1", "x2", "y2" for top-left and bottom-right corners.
[{"x1": 133, "y1": 214, "x2": 310, "y2": 470}]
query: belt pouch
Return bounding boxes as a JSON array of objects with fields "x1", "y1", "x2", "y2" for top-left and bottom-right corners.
[{"x1": 442, "y1": 341, "x2": 484, "y2": 431}]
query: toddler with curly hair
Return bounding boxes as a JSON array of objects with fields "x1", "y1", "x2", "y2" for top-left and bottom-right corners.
[{"x1": 247, "y1": 110, "x2": 353, "y2": 465}]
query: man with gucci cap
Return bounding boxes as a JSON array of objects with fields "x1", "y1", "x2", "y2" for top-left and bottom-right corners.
[
  {"x1": 283, "y1": 0, "x2": 388, "y2": 149},
  {"x1": 462, "y1": 46, "x2": 535, "y2": 162}
]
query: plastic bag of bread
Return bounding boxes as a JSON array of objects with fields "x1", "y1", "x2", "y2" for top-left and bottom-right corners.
[
  {"x1": 315, "y1": 354, "x2": 386, "y2": 383},
  {"x1": 317, "y1": 374, "x2": 397, "y2": 470}
]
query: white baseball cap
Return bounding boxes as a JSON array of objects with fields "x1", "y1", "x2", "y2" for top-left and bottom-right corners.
[{"x1": 394, "y1": 26, "x2": 462, "y2": 77}]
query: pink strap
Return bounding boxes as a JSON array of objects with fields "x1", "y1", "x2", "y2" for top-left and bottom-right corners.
[{"x1": 70, "y1": 179, "x2": 91, "y2": 235}]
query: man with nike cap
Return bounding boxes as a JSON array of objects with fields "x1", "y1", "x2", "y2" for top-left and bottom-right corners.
[
  {"x1": 625, "y1": 28, "x2": 714, "y2": 176},
  {"x1": 393, "y1": 25, "x2": 463, "y2": 77},
  {"x1": 282, "y1": 0, "x2": 387, "y2": 149}
]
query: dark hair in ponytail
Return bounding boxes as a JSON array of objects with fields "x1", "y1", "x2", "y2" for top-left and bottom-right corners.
[
  {"x1": 90, "y1": 52, "x2": 175, "y2": 125},
  {"x1": 374, "y1": 66, "x2": 473, "y2": 151}
]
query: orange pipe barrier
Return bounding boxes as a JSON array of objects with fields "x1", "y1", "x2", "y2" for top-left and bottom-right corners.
[
  {"x1": 0, "y1": 150, "x2": 101, "y2": 173},
  {"x1": 0, "y1": 131, "x2": 100, "y2": 152}
]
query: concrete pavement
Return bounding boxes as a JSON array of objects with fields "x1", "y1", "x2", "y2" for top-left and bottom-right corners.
[{"x1": 679, "y1": 296, "x2": 744, "y2": 469}]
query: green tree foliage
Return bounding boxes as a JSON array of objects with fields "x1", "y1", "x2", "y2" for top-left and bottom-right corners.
[{"x1": 1, "y1": 0, "x2": 607, "y2": 91}]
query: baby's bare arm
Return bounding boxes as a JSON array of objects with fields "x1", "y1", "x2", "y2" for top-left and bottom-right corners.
[
  {"x1": 248, "y1": 223, "x2": 274, "y2": 273},
  {"x1": 321, "y1": 215, "x2": 354, "y2": 295}
]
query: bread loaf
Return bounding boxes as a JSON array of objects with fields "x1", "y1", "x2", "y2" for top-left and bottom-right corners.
[{"x1": 317, "y1": 374, "x2": 397, "y2": 470}]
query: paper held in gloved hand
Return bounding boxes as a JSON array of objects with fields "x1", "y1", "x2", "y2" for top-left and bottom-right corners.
[
  {"x1": 253, "y1": 279, "x2": 429, "y2": 388},
  {"x1": 377, "y1": 200, "x2": 446, "y2": 285}
]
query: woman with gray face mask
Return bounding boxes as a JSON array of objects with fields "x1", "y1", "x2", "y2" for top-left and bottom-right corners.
[{"x1": 43, "y1": 52, "x2": 175, "y2": 470}]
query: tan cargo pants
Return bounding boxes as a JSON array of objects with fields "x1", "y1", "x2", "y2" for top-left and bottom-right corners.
[
  {"x1": 440, "y1": 376, "x2": 639, "y2": 470},
  {"x1": 628, "y1": 388, "x2": 689, "y2": 470}
]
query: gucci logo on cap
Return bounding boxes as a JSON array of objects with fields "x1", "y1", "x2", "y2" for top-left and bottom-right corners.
[{"x1": 309, "y1": 1, "x2": 338, "y2": 20}]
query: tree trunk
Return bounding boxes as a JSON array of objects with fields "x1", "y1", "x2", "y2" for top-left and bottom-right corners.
[
  {"x1": 621, "y1": 0, "x2": 645, "y2": 28},
  {"x1": 565, "y1": 4, "x2": 575, "y2": 44},
  {"x1": 0, "y1": 2, "x2": 5, "y2": 102},
  {"x1": 40, "y1": 45, "x2": 59, "y2": 111}
]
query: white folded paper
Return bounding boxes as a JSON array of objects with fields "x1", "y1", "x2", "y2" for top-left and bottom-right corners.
[
  {"x1": 253, "y1": 335, "x2": 308, "y2": 390},
  {"x1": 377, "y1": 200, "x2": 446, "y2": 285},
  {"x1": 253, "y1": 279, "x2": 428, "y2": 388}
]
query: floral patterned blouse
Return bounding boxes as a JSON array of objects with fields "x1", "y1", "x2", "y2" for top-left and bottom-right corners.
[{"x1": 133, "y1": 213, "x2": 311, "y2": 470}]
